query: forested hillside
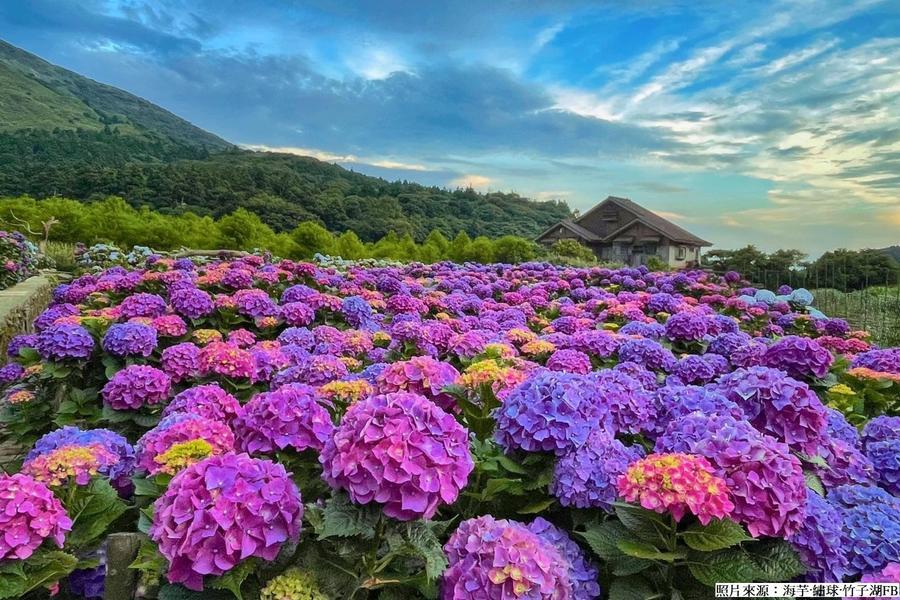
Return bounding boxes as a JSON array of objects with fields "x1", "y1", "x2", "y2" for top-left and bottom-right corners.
[{"x1": 0, "y1": 40, "x2": 572, "y2": 241}]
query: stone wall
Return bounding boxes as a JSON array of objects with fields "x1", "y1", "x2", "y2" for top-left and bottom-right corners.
[{"x1": 0, "y1": 274, "x2": 55, "y2": 362}]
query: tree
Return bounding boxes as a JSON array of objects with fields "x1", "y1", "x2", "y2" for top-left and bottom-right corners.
[
  {"x1": 290, "y1": 221, "x2": 335, "y2": 258},
  {"x1": 548, "y1": 239, "x2": 596, "y2": 263},
  {"x1": 334, "y1": 230, "x2": 366, "y2": 259},
  {"x1": 466, "y1": 236, "x2": 496, "y2": 263},
  {"x1": 448, "y1": 232, "x2": 472, "y2": 263},
  {"x1": 492, "y1": 236, "x2": 537, "y2": 263}
]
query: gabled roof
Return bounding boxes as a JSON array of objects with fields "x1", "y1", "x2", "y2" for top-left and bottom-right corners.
[
  {"x1": 575, "y1": 196, "x2": 712, "y2": 246},
  {"x1": 535, "y1": 219, "x2": 601, "y2": 243}
]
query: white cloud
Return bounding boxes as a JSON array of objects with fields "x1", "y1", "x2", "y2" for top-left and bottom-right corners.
[
  {"x1": 450, "y1": 174, "x2": 493, "y2": 189},
  {"x1": 240, "y1": 144, "x2": 433, "y2": 171}
]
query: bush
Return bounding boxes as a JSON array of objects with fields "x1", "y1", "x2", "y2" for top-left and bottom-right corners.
[{"x1": 0, "y1": 230, "x2": 38, "y2": 289}]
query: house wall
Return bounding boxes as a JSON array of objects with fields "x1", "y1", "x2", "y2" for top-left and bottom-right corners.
[
  {"x1": 539, "y1": 225, "x2": 576, "y2": 244},
  {"x1": 576, "y1": 202, "x2": 633, "y2": 238},
  {"x1": 666, "y1": 244, "x2": 700, "y2": 268}
]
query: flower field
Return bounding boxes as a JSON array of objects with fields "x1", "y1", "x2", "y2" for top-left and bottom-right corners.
[
  {"x1": 0, "y1": 254, "x2": 898, "y2": 599},
  {"x1": 0, "y1": 229, "x2": 38, "y2": 290}
]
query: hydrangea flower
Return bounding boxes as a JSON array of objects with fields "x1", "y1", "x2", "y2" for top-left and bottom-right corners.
[
  {"x1": 272, "y1": 355, "x2": 348, "y2": 387},
  {"x1": 525, "y1": 517, "x2": 601, "y2": 600},
  {"x1": 852, "y1": 348, "x2": 900, "y2": 374},
  {"x1": 763, "y1": 335, "x2": 833, "y2": 379},
  {"x1": 618, "y1": 453, "x2": 734, "y2": 524},
  {"x1": 119, "y1": 293, "x2": 167, "y2": 318},
  {"x1": 617, "y1": 338, "x2": 677, "y2": 372},
  {"x1": 160, "y1": 342, "x2": 201, "y2": 382},
  {"x1": 376, "y1": 356, "x2": 461, "y2": 412},
  {"x1": 320, "y1": 392, "x2": 473, "y2": 520},
  {"x1": 149, "y1": 453, "x2": 303, "y2": 590},
  {"x1": 788, "y1": 490, "x2": 849, "y2": 582},
  {"x1": 26, "y1": 427, "x2": 135, "y2": 491},
  {"x1": 852, "y1": 564, "x2": 900, "y2": 600},
  {"x1": 261, "y1": 569, "x2": 327, "y2": 600},
  {"x1": 664, "y1": 311, "x2": 711, "y2": 342},
  {"x1": 862, "y1": 416, "x2": 900, "y2": 449},
  {"x1": 715, "y1": 366, "x2": 827, "y2": 455},
  {"x1": 163, "y1": 384, "x2": 243, "y2": 426},
  {"x1": 234, "y1": 384, "x2": 334, "y2": 455},
  {"x1": 656, "y1": 413, "x2": 806, "y2": 537},
  {"x1": 102, "y1": 364, "x2": 171, "y2": 410},
  {"x1": 589, "y1": 369, "x2": 654, "y2": 435},
  {"x1": 552, "y1": 429, "x2": 644, "y2": 510},
  {"x1": 442, "y1": 515, "x2": 571, "y2": 600},
  {"x1": 102, "y1": 322, "x2": 158, "y2": 358},
  {"x1": 198, "y1": 342, "x2": 255, "y2": 380},
  {"x1": 828, "y1": 484, "x2": 900, "y2": 576},
  {"x1": 36, "y1": 323, "x2": 95, "y2": 361},
  {"x1": 813, "y1": 435, "x2": 876, "y2": 490},
  {"x1": 494, "y1": 369, "x2": 606, "y2": 455},
  {"x1": 23, "y1": 443, "x2": 118, "y2": 486},
  {"x1": 649, "y1": 385, "x2": 743, "y2": 438},
  {"x1": 546, "y1": 349, "x2": 593, "y2": 374},
  {"x1": 137, "y1": 414, "x2": 235, "y2": 475},
  {"x1": 0, "y1": 473, "x2": 72, "y2": 560}
]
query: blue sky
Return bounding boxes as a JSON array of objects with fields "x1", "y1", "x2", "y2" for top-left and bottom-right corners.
[{"x1": 1, "y1": 0, "x2": 899, "y2": 256}]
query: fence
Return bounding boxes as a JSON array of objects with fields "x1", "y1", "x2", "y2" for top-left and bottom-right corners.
[{"x1": 734, "y1": 268, "x2": 900, "y2": 348}]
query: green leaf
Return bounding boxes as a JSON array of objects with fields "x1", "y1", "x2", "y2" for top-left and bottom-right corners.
[
  {"x1": 614, "y1": 502, "x2": 674, "y2": 544},
  {"x1": 608, "y1": 575, "x2": 657, "y2": 600},
  {"x1": 578, "y1": 520, "x2": 631, "y2": 560},
  {"x1": 0, "y1": 561, "x2": 27, "y2": 600},
  {"x1": 803, "y1": 470, "x2": 825, "y2": 496},
  {"x1": 617, "y1": 540, "x2": 684, "y2": 562},
  {"x1": 133, "y1": 475, "x2": 162, "y2": 497},
  {"x1": 495, "y1": 454, "x2": 527, "y2": 474},
  {"x1": 138, "y1": 506, "x2": 154, "y2": 534},
  {"x1": 385, "y1": 521, "x2": 448, "y2": 581},
  {"x1": 129, "y1": 538, "x2": 167, "y2": 581},
  {"x1": 21, "y1": 550, "x2": 78, "y2": 595},
  {"x1": 208, "y1": 558, "x2": 257, "y2": 600},
  {"x1": 687, "y1": 548, "x2": 758, "y2": 586},
  {"x1": 158, "y1": 584, "x2": 232, "y2": 600},
  {"x1": 63, "y1": 478, "x2": 128, "y2": 550},
  {"x1": 747, "y1": 540, "x2": 806, "y2": 582},
  {"x1": 516, "y1": 498, "x2": 555, "y2": 514},
  {"x1": 681, "y1": 519, "x2": 752, "y2": 552},
  {"x1": 609, "y1": 557, "x2": 654, "y2": 576},
  {"x1": 309, "y1": 493, "x2": 380, "y2": 539}
]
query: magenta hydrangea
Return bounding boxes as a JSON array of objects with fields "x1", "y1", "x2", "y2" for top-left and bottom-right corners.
[
  {"x1": 234, "y1": 384, "x2": 334, "y2": 455},
  {"x1": 136, "y1": 413, "x2": 235, "y2": 475},
  {"x1": 101, "y1": 365, "x2": 171, "y2": 410},
  {"x1": 320, "y1": 392, "x2": 473, "y2": 520},
  {"x1": 442, "y1": 515, "x2": 571, "y2": 600},
  {"x1": 149, "y1": 453, "x2": 303, "y2": 590},
  {"x1": 0, "y1": 473, "x2": 72, "y2": 560},
  {"x1": 546, "y1": 349, "x2": 593, "y2": 374},
  {"x1": 656, "y1": 412, "x2": 807, "y2": 538},
  {"x1": 494, "y1": 369, "x2": 606, "y2": 455},
  {"x1": 163, "y1": 383, "x2": 243, "y2": 426},
  {"x1": 376, "y1": 356, "x2": 461, "y2": 412},
  {"x1": 715, "y1": 366, "x2": 827, "y2": 455},
  {"x1": 763, "y1": 335, "x2": 834, "y2": 379}
]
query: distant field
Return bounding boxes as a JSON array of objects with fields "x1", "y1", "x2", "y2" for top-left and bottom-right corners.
[{"x1": 811, "y1": 286, "x2": 900, "y2": 347}]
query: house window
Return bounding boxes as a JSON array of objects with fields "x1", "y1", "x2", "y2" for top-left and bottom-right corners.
[{"x1": 676, "y1": 246, "x2": 686, "y2": 260}]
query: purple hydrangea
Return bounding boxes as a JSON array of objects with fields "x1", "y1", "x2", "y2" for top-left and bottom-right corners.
[
  {"x1": 708, "y1": 332, "x2": 753, "y2": 358},
  {"x1": 715, "y1": 366, "x2": 827, "y2": 455},
  {"x1": 272, "y1": 355, "x2": 348, "y2": 388},
  {"x1": 763, "y1": 335, "x2": 833, "y2": 379},
  {"x1": 36, "y1": 323, "x2": 95, "y2": 361},
  {"x1": 232, "y1": 289, "x2": 279, "y2": 318},
  {"x1": 656, "y1": 412, "x2": 807, "y2": 538},
  {"x1": 442, "y1": 515, "x2": 571, "y2": 600},
  {"x1": 664, "y1": 311, "x2": 711, "y2": 342},
  {"x1": 861, "y1": 418, "x2": 900, "y2": 494},
  {"x1": 27, "y1": 427, "x2": 136, "y2": 490},
  {"x1": 788, "y1": 490, "x2": 849, "y2": 582},
  {"x1": 569, "y1": 330, "x2": 622, "y2": 358},
  {"x1": 0, "y1": 473, "x2": 72, "y2": 560},
  {"x1": 617, "y1": 338, "x2": 677, "y2": 372},
  {"x1": 863, "y1": 416, "x2": 900, "y2": 449},
  {"x1": 551, "y1": 429, "x2": 643, "y2": 510},
  {"x1": 649, "y1": 385, "x2": 744, "y2": 438},
  {"x1": 827, "y1": 408, "x2": 861, "y2": 447},
  {"x1": 281, "y1": 302, "x2": 315, "y2": 326},
  {"x1": 671, "y1": 354, "x2": 728, "y2": 385},
  {"x1": 814, "y1": 435, "x2": 876, "y2": 490},
  {"x1": 136, "y1": 413, "x2": 234, "y2": 475},
  {"x1": 341, "y1": 295, "x2": 377, "y2": 329},
  {"x1": 320, "y1": 392, "x2": 473, "y2": 521},
  {"x1": 119, "y1": 293, "x2": 167, "y2": 319},
  {"x1": 525, "y1": 517, "x2": 601, "y2": 600},
  {"x1": 589, "y1": 369, "x2": 655, "y2": 435},
  {"x1": 546, "y1": 349, "x2": 593, "y2": 374},
  {"x1": 102, "y1": 322, "x2": 158, "y2": 358},
  {"x1": 102, "y1": 365, "x2": 171, "y2": 410},
  {"x1": 149, "y1": 453, "x2": 303, "y2": 590},
  {"x1": 34, "y1": 303, "x2": 80, "y2": 331},
  {"x1": 160, "y1": 342, "x2": 201, "y2": 382},
  {"x1": 494, "y1": 369, "x2": 606, "y2": 455},
  {"x1": 851, "y1": 348, "x2": 900, "y2": 374},
  {"x1": 828, "y1": 484, "x2": 900, "y2": 576},
  {"x1": 7, "y1": 333, "x2": 38, "y2": 358},
  {"x1": 729, "y1": 340, "x2": 767, "y2": 368},
  {"x1": 163, "y1": 383, "x2": 243, "y2": 426},
  {"x1": 0, "y1": 363, "x2": 24, "y2": 385},
  {"x1": 169, "y1": 287, "x2": 214, "y2": 320},
  {"x1": 234, "y1": 384, "x2": 334, "y2": 455}
]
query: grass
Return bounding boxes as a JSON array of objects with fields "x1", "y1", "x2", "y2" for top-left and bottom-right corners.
[{"x1": 42, "y1": 241, "x2": 77, "y2": 272}]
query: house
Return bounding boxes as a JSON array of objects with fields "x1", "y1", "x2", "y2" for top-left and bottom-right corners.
[{"x1": 536, "y1": 196, "x2": 712, "y2": 268}]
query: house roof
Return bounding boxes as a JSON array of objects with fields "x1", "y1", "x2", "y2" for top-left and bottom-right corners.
[
  {"x1": 535, "y1": 219, "x2": 601, "y2": 243},
  {"x1": 575, "y1": 196, "x2": 712, "y2": 246}
]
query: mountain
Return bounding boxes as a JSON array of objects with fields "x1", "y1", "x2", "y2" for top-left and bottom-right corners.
[
  {"x1": 0, "y1": 41, "x2": 572, "y2": 241},
  {"x1": 878, "y1": 246, "x2": 900, "y2": 263}
]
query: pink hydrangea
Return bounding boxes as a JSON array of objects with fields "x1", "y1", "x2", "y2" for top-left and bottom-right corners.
[
  {"x1": 376, "y1": 356, "x2": 461, "y2": 412},
  {"x1": 136, "y1": 414, "x2": 235, "y2": 475},
  {"x1": 0, "y1": 473, "x2": 72, "y2": 560},
  {"x1": 198, "y1": 341, "x2": 254, "y2": 379}
]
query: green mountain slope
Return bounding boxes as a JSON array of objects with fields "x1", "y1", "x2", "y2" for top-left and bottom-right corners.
[{"x1": 0, "y1": 40, "x2": 572, "y2": 241}]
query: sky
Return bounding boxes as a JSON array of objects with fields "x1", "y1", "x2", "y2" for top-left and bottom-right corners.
[{"x1": 1, "y1": 0, "x2": 899, "y2": 256}]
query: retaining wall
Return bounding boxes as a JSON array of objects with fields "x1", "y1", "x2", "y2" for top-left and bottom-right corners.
[{"x1": 0, "y1": 274, "x2": 55, "y2": 361}]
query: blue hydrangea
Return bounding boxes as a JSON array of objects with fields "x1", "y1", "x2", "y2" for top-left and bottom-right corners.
[
  {"x1": 617, "y1": 338, "x2": 677, "y2": 372},
  {"x1": 341, "y1": 295, "x2": 377, "y2": 329},
  {"x1": 863, "y1": 416, "x2": 900, "y2": 449},
  {"x1": 649, "y1": 385, "x2": 744, "y2": 437},
  {"x1": 27, "y1": 426, "x2": 136, "y2": 489},
  {"x1": 494, "y1": 369, "x2": 605, "y2": 455},
  {"x1": 551, "y1": 429, "x2": 643, "y2": 510},
  {"x1": 827, "y1": 408, "x2": 861, "y2": 447},
  {"x1": 828, "y1": 484, "x2": 900, "y2": 576},
  {"x1": 788, "y1": 490, "x2": 849, "y2": 582},
  {"x1": 526, "y1": 517, "x2": 602, "y2": 600},
  {"x1": 865, "y1": 438, "x2": 900, "y2": 495},
  {"x1": 101, "y1": 322, "x2": 158, "y2": 358}
]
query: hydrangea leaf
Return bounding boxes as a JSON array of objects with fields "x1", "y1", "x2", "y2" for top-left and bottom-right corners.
[
  {"x1": 614, "y1": 502, "x2": 674, "y2": 544},
  {"x1": 608, "y1": 575, "x2": 657, "y2": 600},
  {"x1": 0, "y1": 561, "x2": 27, "y2": 600},
  {"x1": 687, "y1": 548, "x2": 758, "y2": 586},
  {"x1": 578, "y1": 520, "x2": 631, "y2": 560},
  {"x1": 20, "y1": 550, "x2": 78, "y2": 596},
  {"x1": 208, "y1": 557, "x2": 258, "y2": 600},
  {"x1": 681, "y1": 519, "x2": 752, "y2": 552},
  {"x1": 746, "y1": 540, "x2": 806, "y2": 582},
  {"x1": 63, "y1": 478, "x2": 128, "y2": 550},
  {"x1": 309, "y1": 493, "x2": 380, "y2": 540},
  {"x1": 616, "y1": 540, "x2": 684, "y2": 562}
]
